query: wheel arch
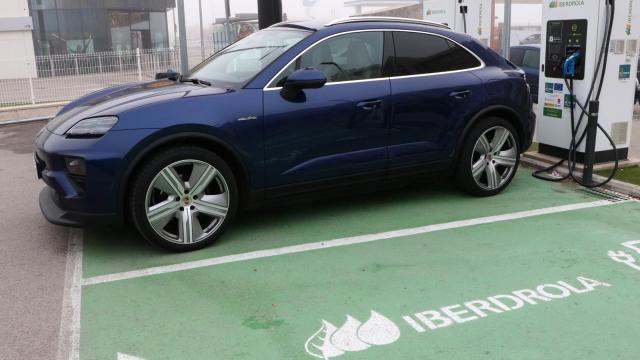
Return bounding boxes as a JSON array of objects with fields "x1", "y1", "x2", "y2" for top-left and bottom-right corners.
[
  {"x1": 455, "y1": 105, "x2": 525, "y2": 164},
  {"x1": 118, "y1": 127, "x2": 251, "y2": 223}
]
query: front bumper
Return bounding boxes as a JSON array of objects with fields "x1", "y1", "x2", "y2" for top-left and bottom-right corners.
[
  {"x1": 35, "y1": 125, "x2": 158, "y2": 227},
  {"x1": 39, "y1": 187, "x2": 116, "y2": 227}
]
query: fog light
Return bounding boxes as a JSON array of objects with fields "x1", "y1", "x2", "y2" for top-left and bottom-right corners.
[{"x1": 65, "y1": 157, "x2": 86, "y2": 176}]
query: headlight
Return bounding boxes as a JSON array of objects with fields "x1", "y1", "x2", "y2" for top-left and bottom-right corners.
[{"x1": 66, "y1": 116, "x2": 118, "y2": 137}]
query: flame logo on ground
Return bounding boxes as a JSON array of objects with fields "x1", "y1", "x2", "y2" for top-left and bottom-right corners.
[{"x1": 305, "y1": 311, "x2": 400, "y2": 359}]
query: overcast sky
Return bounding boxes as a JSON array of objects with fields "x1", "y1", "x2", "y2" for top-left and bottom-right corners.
[
  {"x1": 171, "y1": 0, "x2": 543, "y2": 48},
  {"x1": 180, "y1": 0, "x2": 543, "y2": 28}
]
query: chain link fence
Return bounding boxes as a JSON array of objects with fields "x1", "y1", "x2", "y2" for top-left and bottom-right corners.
[{"x1": 0, "y1": 41, "x2": 229, "y2": 108}]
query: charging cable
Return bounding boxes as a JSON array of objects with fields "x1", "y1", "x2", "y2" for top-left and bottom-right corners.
[{"x1": 460, "y1": 6, "x2": 468, "y2": 34}]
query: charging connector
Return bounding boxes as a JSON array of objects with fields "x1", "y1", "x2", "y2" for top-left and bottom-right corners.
[{"x1": 563, "y1": 51, "x2": 581, "y2": 78}]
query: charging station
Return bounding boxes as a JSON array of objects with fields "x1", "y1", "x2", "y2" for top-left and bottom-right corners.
[
  {"x1": 537, "y1": 0, "x2": 640, "y2": 166},
  {"x1": 422, "y1": 0, "x2": 492, "y2": 44}
]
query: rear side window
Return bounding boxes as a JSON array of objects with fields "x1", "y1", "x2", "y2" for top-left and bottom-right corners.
[{"x1": 392, "y1": 32, "x2": 481, "y2": 76}]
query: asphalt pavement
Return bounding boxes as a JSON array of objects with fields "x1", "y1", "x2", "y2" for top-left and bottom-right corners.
[{"x1": 0, "y1": 121, "x2": 68, "y2": 360}]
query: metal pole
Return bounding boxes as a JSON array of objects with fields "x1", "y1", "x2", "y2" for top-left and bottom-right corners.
[
  {"x1": 583, "y1": 101, "x2": 600, "y2": 186},
  {"x1": 199, "y1": 0, "x2": 205, "y2": 61},
  {"x1": 136, "y1": 48, "x2": 142, "y2": 81},
  {"x1": 49, "y1": 57, "x2": 55, "y2": 77},
  {"x1": 177, "y1": 0, "x2": 189, "y2": 74},
  {"x1": 502, "y1": 0, "x2": 512, "y2": 59},
  {"x1": 225, "y1": 0, "x2": 232, "y2": 45},
  {"x1": 28, "y1": 75, "x2": 36, "y2": 105},
  {"x1": 172, "y1": 8, "x2": 177, "y2": 49}
]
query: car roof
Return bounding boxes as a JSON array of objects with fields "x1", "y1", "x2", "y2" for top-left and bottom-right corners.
[{"x1": 271, "y1": 17, "x2": 451, "y2": 32}]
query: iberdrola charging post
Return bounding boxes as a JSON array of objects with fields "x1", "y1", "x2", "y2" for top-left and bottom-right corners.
[
  {"x1": 535, "y1": 0, "x2": 640, "y2": 187},
  {"x1": 422, "y1": 0, "x2": 492, "y2": 44}
]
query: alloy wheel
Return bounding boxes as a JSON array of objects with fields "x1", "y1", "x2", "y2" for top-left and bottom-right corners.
[
  {"x1": 144, "y1": 159, "x2": 230, "y2": 244},
  {"x1": 470, "y1": 126, "x2": 518, "y2": 190}
]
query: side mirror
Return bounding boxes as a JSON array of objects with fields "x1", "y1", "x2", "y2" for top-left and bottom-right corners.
[
  {"x1": 155, "y1": 69, "x2": 180, "y2": 80},
  {"x1": 281, "y1": 68, "x2": 327, "y2": 101}
]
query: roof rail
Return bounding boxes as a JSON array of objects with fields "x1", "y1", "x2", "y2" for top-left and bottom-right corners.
[
  {"x1": 325, "y1": 16, "x2": 451, "y2": 29},
  {"x1": 269, "y1": 21, "x2": 320, "y2": 31}
]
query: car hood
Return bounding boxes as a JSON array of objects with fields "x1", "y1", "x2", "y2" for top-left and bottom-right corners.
[{"x1": 47, "y1": 80, "x2": 229, "y2": 135}]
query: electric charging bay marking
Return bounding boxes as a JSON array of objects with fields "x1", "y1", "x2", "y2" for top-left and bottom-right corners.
[
  {"x1": 75, "y1": 194, "x2": 640, "y2": 360},
  {"x1": 306, "y1": 277, "x2": 611, "y2": 359},
  {"x1": 609, "y1": 240, "x2": 640, "y2": 271}
]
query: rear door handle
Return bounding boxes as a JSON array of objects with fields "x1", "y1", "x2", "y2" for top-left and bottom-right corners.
[
  {"x1": 357, "y1": 100, "x2": 383, "y2": 111},
  {"x1": 449, "y1": 90, "x2": 472, "y2": 99}
]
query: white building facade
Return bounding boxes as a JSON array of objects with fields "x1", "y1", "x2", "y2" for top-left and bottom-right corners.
[{"x1": 0, "y1": 0, "x2": 36, "y2": 80}]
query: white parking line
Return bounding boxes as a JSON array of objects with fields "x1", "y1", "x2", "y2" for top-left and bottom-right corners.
[
  {"x1": 56, "y1": 229, "x2": 83, "y2": 360},
  {"x1": 81, "y1": 199, "x2": 628, "y2": 287}
]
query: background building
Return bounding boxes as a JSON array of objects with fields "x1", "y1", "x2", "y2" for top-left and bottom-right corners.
[
  {"x1": 29, "y1": 0, "x2": 175, "y2": 56},
  {"x1": 0, "y1": 0, "x2": 37, "y2": 79},
  {"x1": 0, "y1": 0, "x2": 176, "y2": 79}
]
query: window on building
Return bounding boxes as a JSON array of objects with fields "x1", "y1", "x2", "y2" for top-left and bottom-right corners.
[
  {"x1": 30, "y1": 0, "x2": 57, "y2": 10},
  {"x1": 109, "y1": 11, "x2": 132, "y2": 51},
  {"x1": 149, "y1": 12, "x2": 168, "y2": 49},
  {"x1": 392, "y1": 32, "x2": 481, "y2": 76}
]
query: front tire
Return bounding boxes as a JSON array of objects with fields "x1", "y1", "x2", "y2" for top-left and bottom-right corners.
[
  {"x1": 456, "y1": 117, "x2": 520, "y2": 196},
  {"x1": 129, "y1": 146, "x2": 238, "y2": 252}
]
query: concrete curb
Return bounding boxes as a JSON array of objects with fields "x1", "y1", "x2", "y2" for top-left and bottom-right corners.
[
  {"x1": 0, "y1": 115, "x2": 52, "y2": 127},
  {"x1": 0, "y1": 101, "x2": 68, "y2": 112},
  {"x1": 0, "y1": 102, "x2": 64, "y2": 126},
  {"x1": 521, "y1": 155, "x2": 640, "y2": 199}
]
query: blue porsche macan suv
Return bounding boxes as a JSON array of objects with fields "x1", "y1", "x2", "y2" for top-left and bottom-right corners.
[{"x1": 35, "y1": 17, "x2": 535, "y2": 251}]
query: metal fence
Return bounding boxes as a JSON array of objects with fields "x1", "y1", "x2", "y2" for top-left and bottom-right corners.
[{"x1": 0, "y1": 41, "x2": 230, "y2": 108}]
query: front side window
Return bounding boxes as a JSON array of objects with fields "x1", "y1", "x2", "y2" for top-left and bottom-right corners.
[
  {"x1": 189, "y1": 28, "x2": 311, "y2": 89},
  {"x1": 393, "y1": 32, "x2": 481, "y2": 76},
  {"x1": 272, "y1": 31, "x2": 384, "y2": 87}
]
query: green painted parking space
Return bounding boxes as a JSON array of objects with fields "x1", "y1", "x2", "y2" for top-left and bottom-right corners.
[
  {"x1": 82, "y1": 171, "x2": 599, "y2": 278},
  {"x1": 79, "y1": 197, "x2": 640, "y2": 359}
]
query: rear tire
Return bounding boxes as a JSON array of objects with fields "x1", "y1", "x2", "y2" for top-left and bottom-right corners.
[
  {"x1": 456, "y1": 117, "x2": 521, "y2": 196},
  {"x1": 129, "y1": 146, "x2": 238, "y2": 252}
]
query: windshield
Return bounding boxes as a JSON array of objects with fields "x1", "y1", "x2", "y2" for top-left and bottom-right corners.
[{"x1": 189, "y1": 28, "x2": 311, "y2": 88}]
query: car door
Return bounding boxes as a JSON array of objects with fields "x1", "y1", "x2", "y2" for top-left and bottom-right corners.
[
  {"x1": 263, "y1": 31, "x2": 392, "y2": 187},
  {"x1": 388, "y1": 31, "x2": 484, "y2": 170}
]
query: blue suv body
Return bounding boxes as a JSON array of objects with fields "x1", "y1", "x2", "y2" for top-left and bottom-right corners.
[{"x1": 36, "y1": 18, "x2": 535, "y2": 251}]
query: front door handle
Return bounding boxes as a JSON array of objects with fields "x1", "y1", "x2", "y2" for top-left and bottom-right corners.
[
  {"x1": 449, "y1": 90, "x2": 472, "y2": 99},
  {"x1": 357, "y1": 100, "x2": 383, "y2": 111}
]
